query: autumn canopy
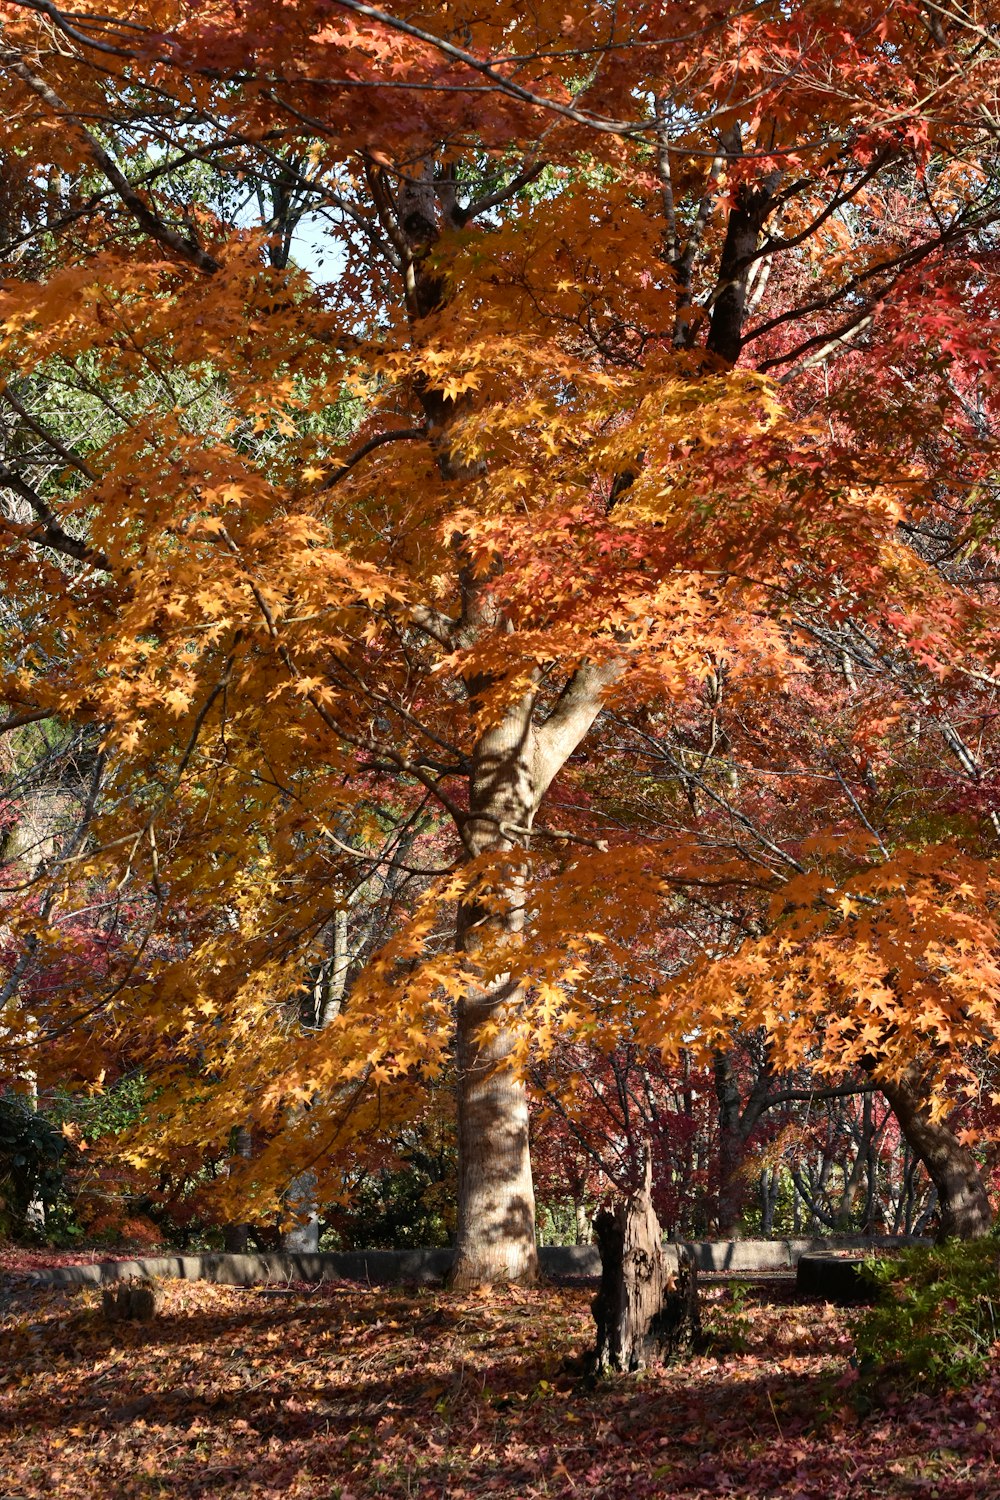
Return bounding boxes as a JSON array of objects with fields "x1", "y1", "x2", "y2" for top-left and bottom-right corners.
[{"x1": 2, "y1": 0, "x2": 1000, "y2": 1282}]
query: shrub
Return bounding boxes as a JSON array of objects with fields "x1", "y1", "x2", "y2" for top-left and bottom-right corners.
[
  {"x1": 0, "y1": 1091, "x2": 69, "y2": 1238},
  {"x1": 326, "y1": 1164, "x2": 456, "y2": 1249},
  {"x1": 852, "y1": 1238, "x2": 1000, "y2": 1395}
]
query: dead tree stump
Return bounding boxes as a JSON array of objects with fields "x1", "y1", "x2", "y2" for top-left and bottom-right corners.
[
  {"x1": 101, "y1": 1278, "x2": 161, "y2": 1323},
  {"x1": 590, "y1": 1158, "x2": 700, "y2": 1373}
]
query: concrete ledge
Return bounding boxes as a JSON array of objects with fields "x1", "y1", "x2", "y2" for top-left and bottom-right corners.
[
  {"x1": 539, "y1": 1245, "x2": 601, "y2": 1276},
  {"x1": 22, "y1": 1237, "x2": 927, "y2": 1290},
  {"x1": 25, "y1": 1249, "x2": 454, "y2": 1289},
  {"x1": 680, "y1": 1236, "x2": 928, "y2": 1273}
]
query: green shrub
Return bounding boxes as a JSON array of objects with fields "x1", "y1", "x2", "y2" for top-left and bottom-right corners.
[
  {"x1": 325, "y1": 1161, "x2": 456, "y2": 1249},
  {"x1": 324, "y1": 1126, "x2": 457, "y2": 1251},
  {"x1": 0, "y1": 1078, "x2": 166, "y2": 1247},
  {"x1": 852, "y1": 1238, "x2": 1000, "y2": 1395},
  {"x1": 0, "y1": 1092, "x2": 69, "y2": 1237}
]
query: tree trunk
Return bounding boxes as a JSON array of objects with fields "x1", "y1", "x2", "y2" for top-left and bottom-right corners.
[
  {"x1": 448, "y1": 663, "x2": 620, "y2": 1286},
  {"x1": 450, "y1": 702, "x2": 540, "y2": 1288},
  {"x1": 451, "y1": 990, "x2": 539, "y2": 1286},
  {"x1": 705, "y1": 135, "x2": 782, "y2": 364},
  {"x1": 223, "y1": 1124, "x2": 252, "y2": 1253},
  {"x1": 759, "y1": 1167, "x2": 780, "y2": 1235},
  {"x1": 380, "y1": 186, "x2": 622, "y2": 1287},
  {"x1": 836, "y1": 1091, "x2": 871, "y2": 1230},
  {"x1": 590, "y1": 1156, "x2": 700, "y2": 1373},
  {"x1": 881, "y1": 1067, "x2": 993, "y2": 1240},
  {"x1": 281, "y1": 1171, "x2": 321, "y2": 1253},
  {"x1": 280, "y1": 908, "x2": 350, "y2": 1255},
  {"x1": 714, "y1": 1050, "x2": 745, "y2": 1236}
]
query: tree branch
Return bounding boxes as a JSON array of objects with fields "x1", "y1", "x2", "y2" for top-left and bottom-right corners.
[
  {"x1": 321, "y1": 426, "x2": 425, "y2": 489},
  {"x1": 461, "y1": 162, "x2": 545, "y2": 223},
  {"x1": 534, "y1": 658, "x2": 625, "y2": 800},
  {"x1": 0, "y1": 709, "x2": 52, "y2": 736},
  {"x1": 2, "y1": 52, "x2": 221, "y2": 274},
  {"x1": 407, "y1": 603, "x2": 458, "y2": 646},
  {"x1": 0, "y1": 466, "x2": 109, "y2": 570},
  {"x1": 1, "y1": 386, "x2": 97, "y2": 481}
]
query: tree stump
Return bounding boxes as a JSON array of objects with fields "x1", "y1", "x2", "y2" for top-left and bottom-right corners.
[
  {"x1": 101, "y1": 1278, "x2": 161, "y2": 1323},
  {"x1": 590, "y1": 1157, "x2": 700, "y2": 1373}
]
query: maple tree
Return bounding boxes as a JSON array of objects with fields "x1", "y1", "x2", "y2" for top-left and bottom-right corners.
[{"x1": 2, "y1": 0, "x2": 1000, "y2": 1282}]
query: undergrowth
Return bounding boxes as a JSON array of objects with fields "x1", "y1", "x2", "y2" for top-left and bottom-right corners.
[{"x1": 852, "y1": 1237, "x2": 1000, "y2": 1396}]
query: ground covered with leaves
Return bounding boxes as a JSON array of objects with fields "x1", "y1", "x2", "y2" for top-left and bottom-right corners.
[{"x1": 2, "y1": 1257, "x2": 999, "y2": 1499}]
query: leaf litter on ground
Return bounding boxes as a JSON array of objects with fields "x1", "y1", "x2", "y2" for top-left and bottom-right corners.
[{"x1": 2, "y1": 1255, "x2": 1000, "y2": 1498}]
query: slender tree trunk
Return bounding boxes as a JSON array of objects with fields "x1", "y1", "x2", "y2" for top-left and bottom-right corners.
[
  {"x1": 223, "y1": 1125, "x2": 252, "y2": 1253},
  {"x1": 881, "y1": 1067, "x2": 992, "y2": 1240},
  {"x1": 899, "y1": 1144, "x2": 919, "y2": 1235},
  {"x1": 835, "y1": 1138, "x2": 867, "y2": 1230},
  {"x1": 281, "y1": 907, "x2": 351, "y2": 1254},
  {"x1": 714, "y1": 1050, "x2": 745, "y2": 1236},
  {"x1": 759, "y1": 1168, "x2": 780, "y2": 1235}
]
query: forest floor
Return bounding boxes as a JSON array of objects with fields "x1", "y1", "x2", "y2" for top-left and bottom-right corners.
[{"x1": 2, "y1": 1250, "x2": 999, "y2": 1499}]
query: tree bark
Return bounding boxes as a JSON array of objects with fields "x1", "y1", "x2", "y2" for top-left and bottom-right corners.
[
  {"x1": 367, "y1": 170, "x2": 625, "y2": 1288},
  {"x1": 881, "y1": 1066, "x2": 993, "y2": 1240},
  {"x1": 450, "y1": 698, "x2": 540, "y2": 1287},
  {"x1": 590, "y1": 1156, "x2": 700, "y2": 1374},
  {"x1": 451, "y1": 989, "x2": 539, "y2": 1286},
  {"x1": 223, "y1": 1124, "x2": 253, "y2": 1253},
  {"x1": 705, "y1": 130, "x2": 781, "y2": 364},
  {"x1": 281, "y1": 907, "x2": 351, "y2": 1254},
  {"x1": 449, "y1": 664, "x2": 622, "y2": 1287},
  {"x1": 713, "y1": 1050, "x2": 745, "y2": 1236}
]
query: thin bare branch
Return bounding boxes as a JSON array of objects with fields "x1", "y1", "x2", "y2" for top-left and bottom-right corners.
[{"x1": 2, "y1": 52, "x2": 221, "y2": 274}]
